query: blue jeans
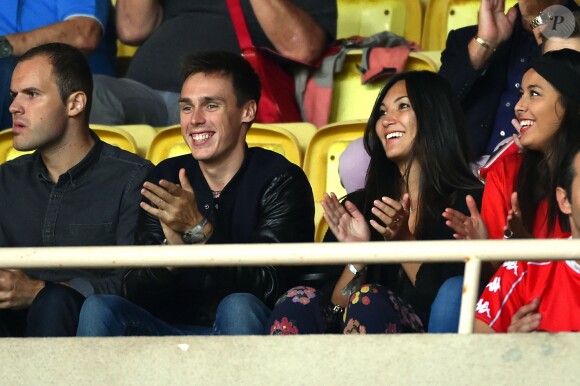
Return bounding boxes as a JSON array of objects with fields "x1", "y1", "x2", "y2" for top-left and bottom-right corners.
[
  {"x1": 428, "y1": 276, "x2": 464, "y2": 333},
  {"x1": 76, "y1": 293, "x2": 271, "y2": 336}
]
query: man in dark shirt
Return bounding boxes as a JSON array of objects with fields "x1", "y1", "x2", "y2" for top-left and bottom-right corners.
[
  {"x1": 77, "y1": 50, "x2": 315, "y2": 336},
  {"x1": 89, "y1": 0, "x2": 337, "y2": 126},
  {"x1": 0, "y1": 43, "x2": 152, "y2": 337}
]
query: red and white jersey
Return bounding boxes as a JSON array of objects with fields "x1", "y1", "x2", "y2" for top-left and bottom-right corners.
[{"x1": 476, "y1": 260, "x2": 580, "y2": 332}]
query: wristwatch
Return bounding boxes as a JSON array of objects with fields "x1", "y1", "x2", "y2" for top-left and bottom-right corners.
[
  {"x1": 181, "y1": 217, "x2": 210, "y2": 244},
  {"x1": 0, "y1": 36, "x2": 13, "y2": 59}
]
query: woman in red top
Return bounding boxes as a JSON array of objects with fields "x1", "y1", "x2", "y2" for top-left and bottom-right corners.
[{"x1": 445, "y1": 49, "x2": 580, "y2": 241}]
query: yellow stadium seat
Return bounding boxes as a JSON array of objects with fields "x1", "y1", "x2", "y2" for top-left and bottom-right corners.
[
  {"x1": 338, "y1": 0, "x2": 423, "y2": 44},
  {"x1": 114, "y1": 124, "x2": 158, "y2": 158},
  {"x1": 89, "y1": 125, "x2": 138, "y2": 154},
  {"x1": 329, "y1": 50, "x2": 439, "y2": 123},
  {"x1": 422, "y1": 0, "x2": 518, "y2": 51},
  {"x1": 268, "y1": 122, "x2": 317, "y2": 156},
  {"x1": 146, "y1": 124, "x2": 303, "y2": 166},
  {"x1": 0, "y1": 126, "x2": 138, "y2": 164},
  {"x1": 302, "y1": 120, "x2": 366, "y2": 241}
]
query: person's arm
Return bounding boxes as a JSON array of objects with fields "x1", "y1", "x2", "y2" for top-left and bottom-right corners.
[
  {"x1": 5, "y1": 17, "x2": 102, "y2": 56},
  {"x1": 64, "y1": 160, "x2": 153, "y2": 297},
  {"x1": 115, "y1": 0, "x2": 163, "y2": 45},
  {"x1": 117, "y1": 161, "x2": 155, "y2": 245},
  {"x1": 467, "y1": 0, "x2": 518, "y2": 70},
  {"x1": 475, "y1": 318, "x2": 496, "y2": 333},
  {"x1": 250, "y1": 167, "x2": 315, "y2": 243},
  {"x1": 248, "y1": 0, "x2": 328, "y2": 64}
]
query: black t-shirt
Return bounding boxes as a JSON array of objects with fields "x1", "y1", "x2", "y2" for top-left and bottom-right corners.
[{"x1": 126, "y1": 0, "x2": 337, "y2": 92}]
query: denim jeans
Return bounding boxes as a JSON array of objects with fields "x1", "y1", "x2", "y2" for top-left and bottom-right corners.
[
  {"x1": 76, "y1": 293, "x2": 271, "y2": 336},
  {"x1": 428, "y1": 276, "x2": 464, "y2": 333}
]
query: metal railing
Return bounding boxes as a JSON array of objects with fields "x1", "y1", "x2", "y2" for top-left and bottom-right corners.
[{"x1": 1, "y1": 239, "x2": 578, "y2": 334}]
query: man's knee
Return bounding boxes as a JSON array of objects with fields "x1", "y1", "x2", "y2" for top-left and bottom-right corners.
[
  {"x1": 215, "y1": 293, "x2": 270, "y2": 335},
  {"x1": 77, "y1": 295, "x2": 128, "y2": 336},
  {"x1": 31, "y1": 283, "x2": 85, "y2": 314},
  {"x1": 26, "y1": 283, "x2": 85, "y2": 337}
]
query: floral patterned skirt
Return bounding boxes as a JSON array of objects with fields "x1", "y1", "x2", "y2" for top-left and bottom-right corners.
[{"x1": 266, "y1": 284, "x2": 424, "y2": 335}]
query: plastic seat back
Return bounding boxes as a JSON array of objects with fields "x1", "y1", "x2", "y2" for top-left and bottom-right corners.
[
  {"x1": 0, "y1": 126, "x2": 138, "y2": 164},
  {"x1": 303, "y1": 120, "x2": 366, "y2": 241},
  {"x1": 338, "y1": 0, "x2": 423, "y2": 44},
  {"x1": 329, "y1": 50, "x2": 439, "y2": 123}
]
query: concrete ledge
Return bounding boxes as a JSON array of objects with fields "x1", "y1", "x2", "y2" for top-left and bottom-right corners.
[{"x1": 2, "y1": 334, "x2": 579, "y2": 385}]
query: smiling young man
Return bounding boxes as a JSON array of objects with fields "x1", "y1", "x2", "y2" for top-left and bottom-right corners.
[
  {"x1": 0, "y1": 43, "x2": 152, "y2": 337},
  {"x1": 77, "y1": 51, "x2": 315, "y2": 336}
]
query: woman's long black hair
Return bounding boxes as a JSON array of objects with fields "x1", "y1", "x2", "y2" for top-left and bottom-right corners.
[
  {"x1": 362, "y1": 71, "x2": 482, "y2": 239},
  {"x1": 516, "y1": 50, "x2": 580, "y2": 234}
]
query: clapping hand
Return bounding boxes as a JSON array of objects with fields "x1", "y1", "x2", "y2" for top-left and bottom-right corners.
[
  {"x1": 321, "y1": 193, "x2": 370, "y2": 242},
  {"x1": 443, "y1": 195, "x2": 489, "y2": 239}
]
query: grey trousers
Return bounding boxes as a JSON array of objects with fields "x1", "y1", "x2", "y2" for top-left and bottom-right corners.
[{"x1": 90, "y1": 74, "x2": 180, "y2": 127}]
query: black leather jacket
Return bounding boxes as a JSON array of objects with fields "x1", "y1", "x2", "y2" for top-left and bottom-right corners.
[{"x1": 123, "y1": 147, "x2": 316, "y2": 325}]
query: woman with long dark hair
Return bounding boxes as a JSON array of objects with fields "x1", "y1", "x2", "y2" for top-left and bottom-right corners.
[
  {"x1": 445, "y1": 49, "x2": 580, "y2": 241},
  {"x1": 267, "y1": 71, "x2": 483, "y2": 335}
]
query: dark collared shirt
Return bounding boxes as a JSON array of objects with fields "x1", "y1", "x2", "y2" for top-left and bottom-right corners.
[{"x1": 0, "y1": 131, "x2": 153, "y2": 296}]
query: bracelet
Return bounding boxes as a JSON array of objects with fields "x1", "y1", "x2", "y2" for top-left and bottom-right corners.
[
  {"x1": 474, "y1": 35, "x2": 496, "y2": 52},
  {"x1": 347, "y1": 263, "x2": 366, "y2": 275}
]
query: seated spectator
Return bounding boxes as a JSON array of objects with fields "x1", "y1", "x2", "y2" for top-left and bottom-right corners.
[
  {"x1": 475, "y1": 143, "x2": 580, "y2": 333},
  {"x1": 0, "y1": 43, "x2": 152, "y2": 337},
  {"x1": 0, "y1": 0, "x2": 116, "y2": 131},
  {"x1": 444, "y1": 49, "x2": 580, "y2": 242},
  {"x1": 266, "y1": 71, "x2": 483, "y2": 335},
  {"x1": 439, "y1": 0, "x2": 579, "y2": 165},
  {"x1": 77, "y1": 51, "x2": 315, "y2": 337},
  {"x1": 90, "y1": 0, "x2": 337, "y2": 126}
]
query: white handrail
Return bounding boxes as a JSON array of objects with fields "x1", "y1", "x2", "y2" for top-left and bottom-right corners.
[{"x1": 1, "y1": 239, "x2": 578, "y2": 333}]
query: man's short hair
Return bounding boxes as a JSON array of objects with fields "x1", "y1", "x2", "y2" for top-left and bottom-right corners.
[
  {"x1": 19, "y1": 43, "x2": 93, "y2": 117},
  {"x1": 181, "y1": 51, "x2": 261, "y2": 107}
]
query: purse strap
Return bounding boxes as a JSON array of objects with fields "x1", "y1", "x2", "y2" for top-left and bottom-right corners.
[{"x1": 226, "y1": 0, "x2": 254, "y2": 52}]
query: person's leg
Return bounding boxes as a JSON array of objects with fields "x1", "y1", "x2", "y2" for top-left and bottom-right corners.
[
  {"x1": 90, "y1": 75, "x2": 172, "y2": 126},
  {"x1": 25, "y1": 282, "x2": 86, "y2": 337},
  {"x1": 0, "y1": 56, "x2": 17, "y2": 130},
  {"x1": 77, "y1": 294, "x2": 211, "y2": 336},
  {"x1": 343, "y1": 284, "x2": 425, "y2": 334},
  {"x1": 428, "y1": 276, "x2": 464, "y2": 333},
  {"x1": 265, "y1": 286, "x2": 327, "y2": 335},
  {"x1": 213, "y1": 293, "x2": 271, "y2": 335}
]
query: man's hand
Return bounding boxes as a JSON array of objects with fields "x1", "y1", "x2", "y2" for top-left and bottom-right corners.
[
  {"x1": 477, "y1": 0, "x2": 518, "y2": 47},
  {"x1": 469, "y1": 0, "x2": 518, "y2": 70},
  {"x1": 443, "y1": 195, "x2": 489, "y2": 239},
  {"x1": 140, "y1": 168, "x2": 203, "y2": 244},
  {"x1": 507, "y1": 297, "x2": 542, "y2": 333},
  {"x1": 0, "y1": 269, "x2": 45, "y2": 309}
]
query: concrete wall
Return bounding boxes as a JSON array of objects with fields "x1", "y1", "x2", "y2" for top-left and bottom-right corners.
[{"x1": 2, "y1": 334, "x2": 579, "y2": 385}]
